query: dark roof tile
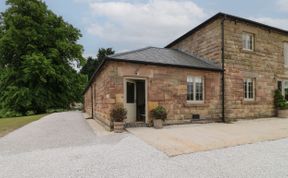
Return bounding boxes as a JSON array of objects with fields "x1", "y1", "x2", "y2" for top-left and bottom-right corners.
[{"x1": 108, "y1": 47, "x2": 222, "y2": 71}]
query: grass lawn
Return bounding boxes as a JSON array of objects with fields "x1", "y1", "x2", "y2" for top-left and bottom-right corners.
[{"x1": 0, "y1": 114, "x2": 47, "y2": 137}]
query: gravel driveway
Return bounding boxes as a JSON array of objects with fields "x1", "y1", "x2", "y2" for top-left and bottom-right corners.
[{"x1": 0, "y1": 111, "x2": 288, "y2": 178}]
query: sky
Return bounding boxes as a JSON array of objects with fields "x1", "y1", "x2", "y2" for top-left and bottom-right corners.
[{"x1": 1, "y1": 0, "x2": 288, "y2": 57}]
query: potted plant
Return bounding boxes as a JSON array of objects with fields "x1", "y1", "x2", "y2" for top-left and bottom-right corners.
[
  {"x1": 151, "y1": 106, "x2": 167, "y2": 129},
  {"x1": 274, "y1": 89, "x2": 288, "y2": 118},
  {"x1": 110, "y1": 104, "x2": 127, "y2": 133}
]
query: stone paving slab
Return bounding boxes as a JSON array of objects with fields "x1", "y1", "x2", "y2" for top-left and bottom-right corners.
[{"x1": 127, "y1": 118, "x2": 288, "y2": 156}]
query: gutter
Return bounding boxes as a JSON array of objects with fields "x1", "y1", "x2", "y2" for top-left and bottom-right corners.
[
  {"x1": 221, "y1": 15, "x2": 226, "y2": 122},
  {"x1": 91, "y1": 85, "x2": 94, "y2": 119}
]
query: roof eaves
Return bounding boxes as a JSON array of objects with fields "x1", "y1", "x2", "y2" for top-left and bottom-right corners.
[{"x1": 107, "y1": 57, "x2": 223, "y2": 72}]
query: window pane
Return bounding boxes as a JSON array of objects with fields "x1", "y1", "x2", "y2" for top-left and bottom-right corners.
[
  {"x1": 187, "y1": 76, "x2": 203, "y2": 101},
  {"x1": 244, "y1": 79, "x2": 254, "y2": 99},
  {"x1": 249, "y1": 35, "x2": 253, "y2": 50},
  {"x1": 187, "y1": 76, "x2": 193, "y2": 82},
  {"x1": 187, "y1": 82, "x2": 193, "y2": 100},
  {"x1": 126, "y1": 82, "x2": 135, "y2": 103},
  {"x1": 285, "y1": 89, "x2": 288, "y2": 101},
  {"x1": 244, "y1": 81, "x2": 247, "y2": 98},
  {"x1": 196, "y1": 83, "x2": 203, "y2": 101},
  {"x1": 243, "y1": 33, "x2": 253, "y2": 50},
  {"x1": 284, "y1": 43, "x2": 288, "y2": 66},
  {"x1": 194, "y1": 77, "x2": 202, "y2": 83},
  {"x1": 248, "y1": 82, "x2": 253, "y2": 98},
  {"x1": 195, "y1": 77, "x2": 203, "y2": 101},
  {"x1": 242, "y1": 34, "x2": 247, "y2": 49},
  {"x1": 284, "y1": 81, "x2": 288, "y2": 100},
  {"x1": 278, "y1": 81, "x2": 282, "y2": 91}
]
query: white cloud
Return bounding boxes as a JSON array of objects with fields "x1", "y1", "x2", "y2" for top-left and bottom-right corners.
[
  {"x1": 252, "y1": 17, "x2": 288, "y2": 31},
  {"x1": 277, "y1": 0, "x2": 288, "y2": 12},
  {"x1": 85, "y1": 0, "x2": 206, "y2": 50}
]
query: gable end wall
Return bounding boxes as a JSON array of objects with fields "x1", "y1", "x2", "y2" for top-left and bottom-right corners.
[{"x1": 169, "y1": 18, "x2": 222, "y2": 65}]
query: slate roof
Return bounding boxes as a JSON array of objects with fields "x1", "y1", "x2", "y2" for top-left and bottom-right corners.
[{"x1": 108, "y1": 47, "x2": 222, "y2": 71}]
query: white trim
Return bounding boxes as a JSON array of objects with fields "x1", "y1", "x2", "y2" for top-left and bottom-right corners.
[
  {"x1": 242, "y1": 32, "x2": 254, "y2": 51},
  {"x1": 284, "y1": 43, "x2": 288, "y2": 67},
  {"x1": 244, "y1": 78, "x2": 255, "y2": 101},
  {"x1": 187, "y1": 76, "x2": 204, "y2": 102},
  {"x1": 186, "y1": 100, "x2": 204, "y2": 104},
  {"x1": 123, "y1": 77, "x2": 148, "y2": 124}
]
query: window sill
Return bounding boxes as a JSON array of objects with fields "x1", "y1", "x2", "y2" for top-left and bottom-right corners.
[
  {"x1": 184, "y1": 101, "x2": 207, "y2": 107},
  {"x1": 242, "y1": 99, "x2": 257, "y2": 105},
  {"x1": 241, "y1": 48, "x2": 254, "y2": 53}
]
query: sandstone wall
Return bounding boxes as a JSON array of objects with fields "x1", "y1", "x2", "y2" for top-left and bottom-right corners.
[
  {"x1": 169, "y1": 16, "x2": 288, "y2": 120},
  {"x1": 83, "y1": 87, "x2": 92, "y2": 117},
  {"x1": 84, "y1": 61, "x2": 222, "y2": 128},
  {"x1": 223, "y1": 19, "x2": 288, "y2": 119},
  {"x1": 171, "y1": 19, "x2": 222, "y2": 65}
]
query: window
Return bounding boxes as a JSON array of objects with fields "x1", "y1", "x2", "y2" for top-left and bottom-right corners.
[
  {"x1": 284, "y1": 43, "x2": 288, "y2": 67},
  {"x1": 278, "y1": 81, "x2": 282, "y2": 91},
  {"x1": 244, "y1": 78, "x2": 254, "y2": 100},
  {"x1": 126, "y1": 82, "x2": 135, "y2": 103},
  {"x1": 242, "y1": 32, "x2": 254, "y2": 51},
  {"x1": 284, "y1": 81, "x2": 288, "y2": 101},
  {"x1": 187, "y1": 76, "x2": 203, "y2": 102}
]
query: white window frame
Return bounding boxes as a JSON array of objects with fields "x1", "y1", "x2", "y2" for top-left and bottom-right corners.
[
  {"x1": 187, "y1": 76, "x2": 204, "y2": 103},
  {"x1": 244, "y1": 78, "x2": 255, "y2": 101},
  {"x1": 242, "y1": 32, "x2": 254, "y2": 51},
  {"x1": 284, "y1": 42, "x2": 288, "y2": 67}
]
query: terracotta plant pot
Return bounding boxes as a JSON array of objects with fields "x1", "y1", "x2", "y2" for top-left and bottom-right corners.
[
  {"x1": 153, "y1": 119, "x2": 163, "y2": 129},
  {"x1": 277, "y1": 109, "x2": 288, "y2": 118},
  {"x1": 114, "y1": 122, "x2": 125, "y2": 133}
]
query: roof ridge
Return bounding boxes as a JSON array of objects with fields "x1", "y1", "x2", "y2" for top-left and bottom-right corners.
[{"x1": 109, "y1": 46, "x2": 154, "y2": 58}]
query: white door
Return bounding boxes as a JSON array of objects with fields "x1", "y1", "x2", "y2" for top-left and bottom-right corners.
[{"x1": 125, "y1": 80, "x2": 136, "y2": 123}]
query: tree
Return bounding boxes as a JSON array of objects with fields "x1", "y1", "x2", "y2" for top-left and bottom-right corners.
[
  {"x1": 80, "y1": 56, "x2": 98, "y2": 80},
  {"x1": 80, "y1": 48, "x2": 114, "y2": 80},
  {"x1": 0, "y1": 0, "x2": 86, "y2": 115},
  {"x1": 97, "y1": 48, "x2": 115, "y2": 61}
]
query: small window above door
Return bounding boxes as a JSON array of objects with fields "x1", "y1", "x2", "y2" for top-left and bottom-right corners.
[{"x1": 126, "y1": 82, "x2": 135, "y2": 103}]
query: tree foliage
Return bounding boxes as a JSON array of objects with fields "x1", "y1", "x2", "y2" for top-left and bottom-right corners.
[
  {"x1": 0, "y1": 0, "x2": 87, "y2": 115},
  {"x1": 97, "y1": 48, "x2": 115, "y2": 61},
  {"x1": 80, "y1": 48, "x2": 114, "y2": 80}
]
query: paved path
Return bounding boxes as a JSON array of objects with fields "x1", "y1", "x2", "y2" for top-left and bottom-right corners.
[
  {"x1": 1, "y1": 112, "x2": 288, "y2": 178},
  {"x1": 128, "y1": 118, "x2": 288, "y2": 156}
]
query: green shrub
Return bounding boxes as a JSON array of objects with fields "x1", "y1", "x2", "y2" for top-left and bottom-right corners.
[
  {"x1": 26, "y1": 111, "x2": 35, "y2": 116},
  {"x1": 0, "y1": 108, "x2": 22, "y2": 118},
  {"x1": 110, "y1": 104, "x2": 127, "y2": 122},
  {"x1": 151, "y1": 106, "x2": 167, "y2": 121},
  {"x1": 274, "y1": 89, "x2": 288, "y2": 110}
]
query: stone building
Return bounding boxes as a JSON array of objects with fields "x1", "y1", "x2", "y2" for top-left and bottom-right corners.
[{"x1": 83, "y1": 13, "x2": 288, "y2": 130}]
